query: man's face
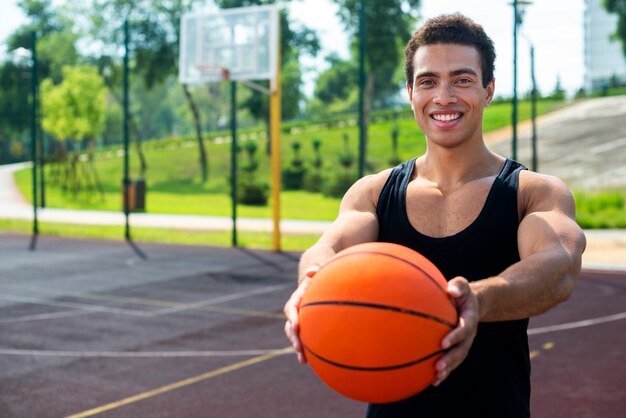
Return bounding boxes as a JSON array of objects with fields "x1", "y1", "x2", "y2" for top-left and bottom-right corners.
[{"x1": 407, "y1": 43, "x2": 494, "y2": 148}]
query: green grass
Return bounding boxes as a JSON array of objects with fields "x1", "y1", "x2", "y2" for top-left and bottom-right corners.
[
  {"x1": 14, "y1": 99, "x2": 564, "y2": 222},
  {"x1": 574, "y1": 190, "x2": 626, "y2": 229},
  {"x1": 0, "y1": 219, "x2": 320, "y2": 251}
]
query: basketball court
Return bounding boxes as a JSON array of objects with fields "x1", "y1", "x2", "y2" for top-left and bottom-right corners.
[{"x1": 0, "y1": 234, "x2": 624, "y2": 417}]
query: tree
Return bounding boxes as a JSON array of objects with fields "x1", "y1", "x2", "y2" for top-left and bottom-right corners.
[
  {"x1": 75, "y1": 0, "x2": 210, "y2": 180},
  {"x1": 604, "y1": 0, "x2": 626, "y2": 56},
  {"x1": 0, "y1": 62, "x2": 30, "y2": 163},
  {"x1": 308, "y1": 53, "x2": 359, "y2": 116},
  {"x1": 40, "y1": 65, "x2": 107, "y2": 197},
  {"x1": 0, "y1": 0, "x2": 80, "y2": 163},
  {"x1": 41, "y1": 65, "x2": 106, "y2": 142},
  {"x1": 331, "y1": 0, "x2": 420, "y2": 149}
]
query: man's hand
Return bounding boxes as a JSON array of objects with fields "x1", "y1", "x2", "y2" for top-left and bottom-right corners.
[
  {"x1": 283, "y1": 265, "x2": 320, "y2": 364},
  {"x1": 434, "y1": 277, "x2": 479, "y2": 386}
]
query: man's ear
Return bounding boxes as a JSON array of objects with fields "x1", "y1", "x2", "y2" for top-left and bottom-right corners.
[
  {"x1": 485, "y1": 78, "x2": 495, "y2": 107},
  {"x1": 406, "y1": 82, "x2": 414, "y2": 109}
]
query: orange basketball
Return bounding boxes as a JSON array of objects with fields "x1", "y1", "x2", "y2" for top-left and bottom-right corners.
[{"x1": 299, "y1": 242, "x2": 458, "y2": 404}]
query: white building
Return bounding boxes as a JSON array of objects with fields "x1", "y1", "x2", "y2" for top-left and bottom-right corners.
[{"x1": 584, "y1": 0, "x2": 626, "y2": 92}]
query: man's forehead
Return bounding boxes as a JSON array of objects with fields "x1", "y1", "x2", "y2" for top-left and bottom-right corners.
[{"x1": 412, "y1": 43, "x2": 482, "y2": 75}]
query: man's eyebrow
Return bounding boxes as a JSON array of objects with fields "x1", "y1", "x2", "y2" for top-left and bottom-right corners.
[
  {"x1": 450, "y1": 68, "x2": 478, "y2": 77},
  {"x1": 414, "y1": 71, "x2": 438, "y2": 79},
  {"x1": 414, "y1": 68, "x2": 478, "y2": 79}
]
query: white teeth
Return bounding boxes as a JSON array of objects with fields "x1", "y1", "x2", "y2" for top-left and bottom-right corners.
[{"x1": 433, "y1": 113, "x2": 461, "y2": 122}]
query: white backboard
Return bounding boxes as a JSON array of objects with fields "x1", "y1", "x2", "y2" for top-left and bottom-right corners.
[{"x1": 179, "y1": 4, "x2": 279, "y2": 84}]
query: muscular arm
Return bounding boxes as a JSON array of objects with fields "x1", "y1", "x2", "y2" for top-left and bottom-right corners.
[
  {"x1": 435, "y1": 172, "x2": 586, "y2": 384},
  {"x1": 296, "y1": 172, "x2": 386, "y2": 283},
  {"x1": 472, "y1": 172, "x2": 587, "y2": 321},
  {"x1": 285, "y1": 171, "x2": 389, "y2": 363}
]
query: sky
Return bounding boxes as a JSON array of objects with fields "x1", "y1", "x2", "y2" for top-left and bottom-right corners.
[
  {"x1": 1, "y1": 0, "x2": 586, "y2": 98},
  {"x1": 289, "y1": 0, "x2": 586, "y2": 98}
]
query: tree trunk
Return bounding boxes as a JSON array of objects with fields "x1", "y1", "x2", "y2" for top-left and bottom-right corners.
[
  {"x1": 183, "y1": 84, "x2": 209, "y2": 182},
  {"x1": 133, "y1": 120, "x2": 147, "y2": 178},
  {"x1": 363, "y1": 73, "x2": 375, "y2": 168},
  {"x1": 107, "y1": 87, "x2": 148, "y2": 176}
]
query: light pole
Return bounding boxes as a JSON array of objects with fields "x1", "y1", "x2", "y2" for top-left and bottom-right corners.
[
  {"x1": 511, "y1": 0, "x2": 532, "y2": 161},
  {"x1": 12, "y1": 34, "x2": 39, "y2": 243}
]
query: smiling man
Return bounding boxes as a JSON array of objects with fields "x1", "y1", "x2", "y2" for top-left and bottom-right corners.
[{"x1": 284, "y1": 14, "x2": 586, "y2": 418}]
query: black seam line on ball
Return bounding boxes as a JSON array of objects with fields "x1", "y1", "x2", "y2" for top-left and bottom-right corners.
[
  {"x1": 301, "y1": 300, "x2": 456, "y2": 329},
  {"x1": 302, "y1": 343, "x2": 446, "y2": 371},
  {"x1": 323, "y1": 250, "x2": 448, "y2": 295}
]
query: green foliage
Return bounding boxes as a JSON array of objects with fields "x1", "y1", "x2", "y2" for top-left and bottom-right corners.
[
  {"x1": 322, "y1": 172, "x2": 358, "y2": 198},
  {"x1": 0, "y1": 62, "x2": 30, "y2": 151},
  {"x1": 332, "y1": 0, "x2": 421, "y2": 102},
  {"x1": 13, "y1": 99, "x2": 571, "y2": 222},
  {"x1": 338, "y1": 133, "x2": 355, "y2": 169},
  {"x1": 238, "y1": 140, "x2": 269, "y2": 205},
  {"x1": 388, "y1": 123, "x2": 402, "y2": 166},
  {"x1": 575, "y1": 190, "x2": 626, "y2": 228},
  {"x1": 41, "y1": 65, "x2": 107, "y2": 143},
  {"x1": 282, "y1": 141, "x2": 307, "y2": 190},
  {"x1": 302, "y1": 139, "x2": 324, "y2": 192}
]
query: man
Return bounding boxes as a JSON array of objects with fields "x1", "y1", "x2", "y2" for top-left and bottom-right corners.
[{"x1": 284, "y1": 14, "x2": 586, "y2": 417}]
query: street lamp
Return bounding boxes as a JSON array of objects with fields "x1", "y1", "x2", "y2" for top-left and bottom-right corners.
[
  {"x1": 11, "y1": 33, "x2": 39, "y2": 242},
  {"x1": 511, "y1": 0, "x2": 532, "y2": 162}
]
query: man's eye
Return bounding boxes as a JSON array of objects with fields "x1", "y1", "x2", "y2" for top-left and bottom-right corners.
[
  {"x1": 419, "y1": 79, "x2": 435, "y2": 86},
  {"x1": 457, "y1": 78, "x2": 472, "y2": 85}
]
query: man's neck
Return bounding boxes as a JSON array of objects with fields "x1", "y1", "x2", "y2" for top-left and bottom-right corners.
[{"x1": 417, "y1": 140, "x2": 503, "y2": 192}]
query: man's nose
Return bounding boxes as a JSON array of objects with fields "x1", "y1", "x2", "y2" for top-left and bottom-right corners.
[{"x1": 433, "y1": 84, "x2": 458, "y2": 106}]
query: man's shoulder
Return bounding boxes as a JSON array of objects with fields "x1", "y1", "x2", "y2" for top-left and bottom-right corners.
[
  {"x1": 518, "y1": 170, "x2": 574, "y2": 213},
  {"x1": 519, "y1": 170, "x2": 569, "y2": 194}
]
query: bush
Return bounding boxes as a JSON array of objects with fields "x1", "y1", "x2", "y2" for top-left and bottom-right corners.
[
  {"x1": 238, "y1": 180, "x2": 269, "y2": 206},
  {"x1": 237, "y1": 139, "x2": 269, "y2": 205},
  {"x1": 282, "y1": 166, "x2": 307, "y2": 190},
  {"x1": 323, "y1": 172, "x2": 358, "y2": 198},
  {"x1": 282, "y1": 141, "x2": 307, "y2": 190},
  {"x1": 303, "y1": 171, "x2": 324, "y2": 193},
  {"x1": 574, "y1": 190, "x2": 626, "y2": 228}
]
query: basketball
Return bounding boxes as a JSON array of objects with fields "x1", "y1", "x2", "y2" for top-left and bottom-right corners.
[{"x1": 298, "y1": 242, "x2": 458, "y2": 403}]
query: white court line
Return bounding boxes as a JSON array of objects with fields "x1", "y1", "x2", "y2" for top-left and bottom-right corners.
[
  {"x1": 0, "y1": 347, "x2": 294, "y2": 358},
  {"x1": 3, "y1": 313, "x2": 624, "y2": 359},
  {"x1": 0, "y1": 283, "x2": 291, "y2": 321},
  {"x1": 0, "y1": 294, "x2": 150, "y2": 317},
  {"x1": 149, "y1": 283, "x2": 291, "y2": 316},
  {"x1": 528, "y1": 311, "x2": 626, "y2": 335},
  {"x1": 0, "y1": 310, "x2": 96, "y2": 323}
]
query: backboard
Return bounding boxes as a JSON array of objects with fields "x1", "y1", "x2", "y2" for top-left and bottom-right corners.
[{"x1": 179, "y1": 4, "x2": 279, "y2": 84}]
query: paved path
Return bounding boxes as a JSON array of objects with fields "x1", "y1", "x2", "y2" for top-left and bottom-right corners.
[{"x1": 488, "y1": 96, "x2": 626, "y2": 190}]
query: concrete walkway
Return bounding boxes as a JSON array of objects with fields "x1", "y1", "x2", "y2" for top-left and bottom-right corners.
[
  {"x1": 0, "y1": 162, "x2": 331, "y2": 235},
  {"x1": 1, "y1": 162, "x2": 624, "y2": 271}
]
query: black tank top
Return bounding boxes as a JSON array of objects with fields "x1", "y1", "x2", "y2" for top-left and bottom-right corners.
[{"x1": 367, "y1": 158, "x2": 530, "y2": 418}]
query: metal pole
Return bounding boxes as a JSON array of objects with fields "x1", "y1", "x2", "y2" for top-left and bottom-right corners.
[
  {"x1": 357, "y1": 0, "x2": 366, "y2": 177},
  {"x1": 123, "y1": 20, "x2": 131, "y2": 241},
  {"x1": 530, "y1": 45, "x2": 538, "y2": 172},
  {"x1": 230, "y1": 79, "x2": 238, "y2": 247},
  {"x1": 39, "y1": 135, "x2": 45, "y2": 208},
  {"x1": 30, "y1": 31, "x2": 39, "y2": 239},
  {"x1": 269, "y1": 21, "x2": 282, "y2": 252},
  {"x1": 512, "y1": 0, "x2": 518, "y2": 161}
]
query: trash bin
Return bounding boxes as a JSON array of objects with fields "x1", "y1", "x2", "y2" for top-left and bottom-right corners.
[
  {"x1": 133, "y1": 178, "x2": 146, "y2": 211},
  {"x1": 122, "y1": 178, "x2": 146, "y2": 212}
]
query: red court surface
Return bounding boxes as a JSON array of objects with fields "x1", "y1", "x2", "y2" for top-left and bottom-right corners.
[{"x1": 0, "y1": 234, "x2": 624, "y2": 417}]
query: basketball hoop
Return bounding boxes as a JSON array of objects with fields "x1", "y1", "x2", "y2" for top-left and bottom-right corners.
[
  {"x1": 195, "y1": 64, "x2": 231, "y2": 82},
  {"x1": 178, "y1": 4, "x2": 278, "y2": 85}
]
